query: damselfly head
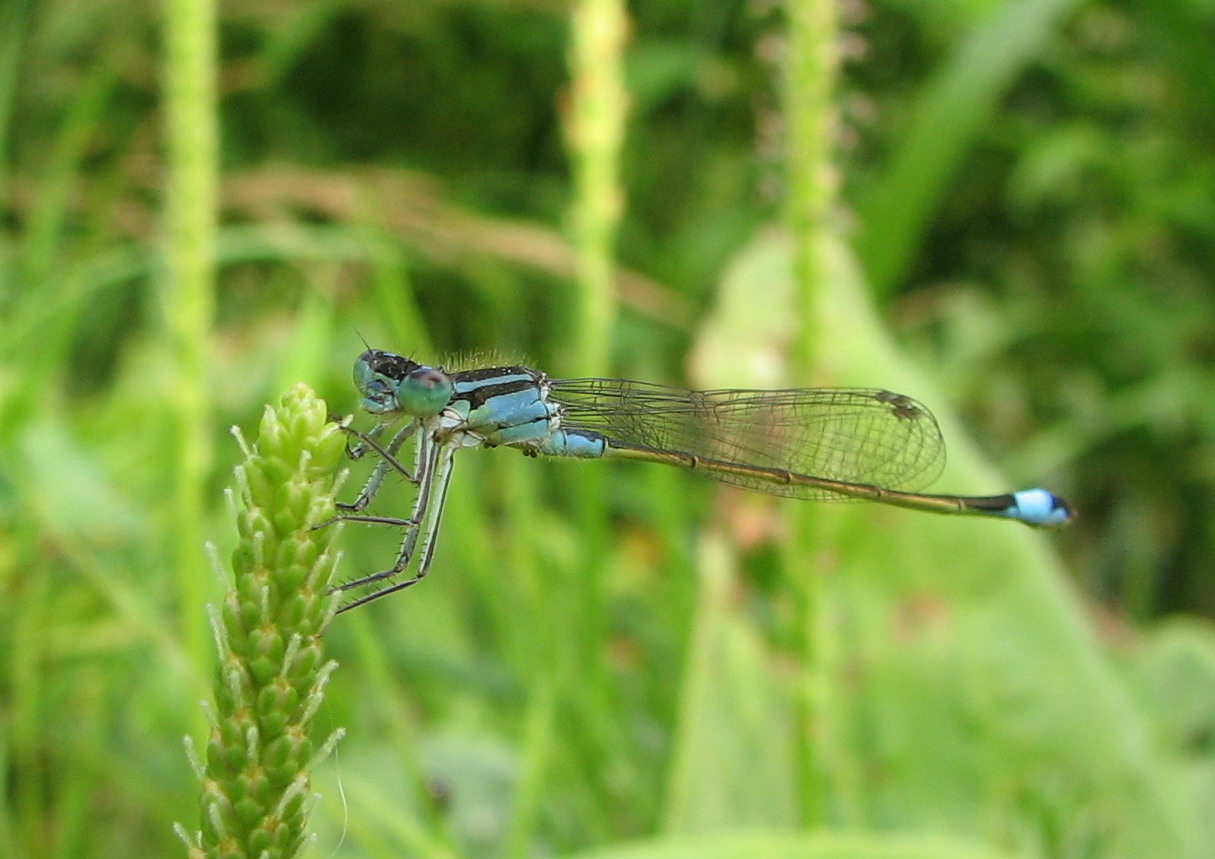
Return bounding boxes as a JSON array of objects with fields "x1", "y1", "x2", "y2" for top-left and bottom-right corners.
[
  {"x1": 354, "y1": 349, "x2": 417, "y2": 414},
  {"x1": 353, "y1": 349, "x2": 453, "y2": 418}
]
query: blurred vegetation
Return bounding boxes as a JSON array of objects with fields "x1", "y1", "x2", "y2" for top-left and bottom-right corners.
[{"x1": 2, "y1": 0, "x2": 1215, "y2": 857}]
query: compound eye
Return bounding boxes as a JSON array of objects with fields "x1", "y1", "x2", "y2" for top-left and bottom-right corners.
[{"x1": 399, "y1": 367, "x2": 453, "y2": 417}]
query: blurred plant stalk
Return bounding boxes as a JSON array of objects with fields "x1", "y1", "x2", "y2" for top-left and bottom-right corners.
[
  {"x1": 565, "y1": 0, "x2": 628, "y2": 377},
  {"x1": 783, "y1": 0, "x2": 841, "y2": 828},
  {"x1": 161, "y1": 0, "x2": 219, "y2": 672}
]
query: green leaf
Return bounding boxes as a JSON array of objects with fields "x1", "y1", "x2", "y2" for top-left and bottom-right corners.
[{"x1": 855, "y1": 0, "x2": 1084, "y2": 299}]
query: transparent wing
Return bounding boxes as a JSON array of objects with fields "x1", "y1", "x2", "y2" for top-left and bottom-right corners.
[{"x1": 549, "y1": 379, "x2": 946, "y2": 500}]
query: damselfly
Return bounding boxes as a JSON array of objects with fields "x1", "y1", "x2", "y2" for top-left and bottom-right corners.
[{"x1": 324, "y1": 349, "x2": 1072, "y2": 611}]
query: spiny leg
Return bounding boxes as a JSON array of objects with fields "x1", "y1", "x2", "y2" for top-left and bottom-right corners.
[
  {"x1": 367, "y1": 440, "x2": 448, "y2": 582},
  {"x1": 333, "y1": 434, "x2": 440, "y2": 598},
  {"x1": 335, "y1": 444, "x2": 457, "y2": 613},
  {"x1": 314, "y1": 423, "x2": 423, "y2": 533},
  {"x1": 415, "y1": 444, "x2": 456, "y2": 574},
  {"x1": 338, "y1": 421, "x2": 420, "y2": 512},
  {"x1": 338, "y1": 415, "x2": 389, "y2": 461}
]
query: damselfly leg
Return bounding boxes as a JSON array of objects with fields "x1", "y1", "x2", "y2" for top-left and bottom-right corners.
[
  {"x1": 329, "y1": 434, "x2": 456, "y2": 613},
  {"x1": 336, "y1": 421, "x2": 420, "y2": 513}
]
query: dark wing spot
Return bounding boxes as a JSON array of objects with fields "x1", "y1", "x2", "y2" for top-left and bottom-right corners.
[{"x1": 874, "y1": 390, "x2": 925, "y2": 421}]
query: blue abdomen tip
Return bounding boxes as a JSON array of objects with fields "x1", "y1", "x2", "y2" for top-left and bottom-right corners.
[{"x1": 1010, "y1": 488, "x2": 1073, "y2": 527}]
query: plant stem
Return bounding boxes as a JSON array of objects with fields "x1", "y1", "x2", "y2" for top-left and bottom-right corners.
[
  {"x1": 161, "y1": 0, "x2": 219, "y2": 673},
  {"x1": 784, "y1": 0, "x2": 839, "y2": 374},
  {"x1": 782, "y1": 0, "x2": 841, "y2": 828},
  {"x1": 565, "y1": 0, "x2": 628, "y2": 377}
]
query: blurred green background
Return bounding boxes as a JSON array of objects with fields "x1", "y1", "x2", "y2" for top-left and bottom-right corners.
[{"x1": 3, "y1": 0, "x2": 1215, "y2": 856}]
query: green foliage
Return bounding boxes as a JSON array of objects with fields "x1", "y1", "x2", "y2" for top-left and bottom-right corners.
[{"x1": 2, "y1": 0, "x2": 1214, "y2": 857}]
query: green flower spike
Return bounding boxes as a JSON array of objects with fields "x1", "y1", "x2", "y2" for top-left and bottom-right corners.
[{"x1": 178, "y1": 384, "x2": 348, "y2": 859}]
